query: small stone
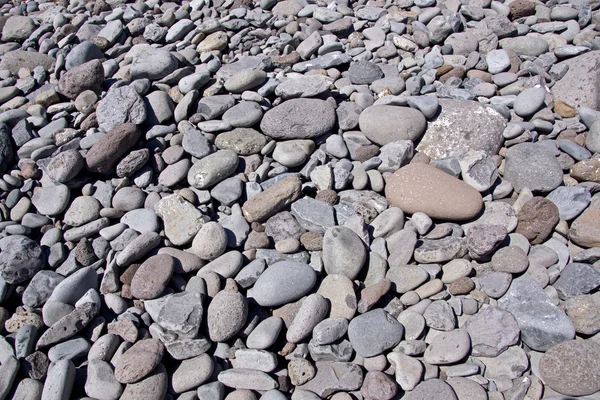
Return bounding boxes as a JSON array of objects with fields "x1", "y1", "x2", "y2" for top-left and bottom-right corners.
[
  {"x1": 322, "y1": 227, "x2": 366, "y2": 280},
  {"x1": 423, "y1": 329, "x2": 471, "y2": 365},
  {"x1": 504, "y1": 143, "x2": 564, "y2": 193},
  {"x1": 114, "y1": 339, "x2": 164, "y2": 384},
  {"x1": 130, "y1": 255, "x2": 175, "y2": 300},
  {"x1": 207, "y1": 279, "x2": 248, "y2": 342},
  {"x1": 260, "y1": 99, "x2": 336, "y2": 139},
  {"x1": 252, "y1": 261, "x2": 316, "y2": 307},
  {"x1": 516, "y1": 197, "x2": 559, "y2": 244}
]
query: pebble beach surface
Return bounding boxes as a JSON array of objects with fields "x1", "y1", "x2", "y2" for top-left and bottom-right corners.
[{"x1": 0, "y1": 0, "x2": 600, "y2": 399}]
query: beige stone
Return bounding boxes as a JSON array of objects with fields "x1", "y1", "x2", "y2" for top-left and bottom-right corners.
[
  {"x1": 385, "y1": 163, "x2": 483, "y2": 221},
  {"x1": 242, "y1": 176, "x2": 302, "y2": 222}
]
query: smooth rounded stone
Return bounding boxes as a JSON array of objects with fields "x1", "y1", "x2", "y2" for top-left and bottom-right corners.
[
  {"x1": 2, "y1": 15, "x2": 35, "y2": 41},
  {"x1": 360, "y1": 371, "x2": 398, "y2": 400},
  {"x1": 41, "y1": 359, "x2": 76, "y2": 400},
  {"x1": 66, "y1": 41, "x2": 104, "y2": 70},
  {"x1": 491, "y1": 246, "x2": 528, "y2": 273},
  {"x1": 179, "y1": 72, "x2": 210, "y2": 94},
  {"x1": 218, "y1": 369, "x2": 277, "y2": 391},
  {"x1": 114, "y1": 339, "x2": 164, "y2": 384},
  {"x1": 85, "y1": 359, "x2": 123, "y2": 400},
  {"x1": 252, "y1": 260, "x2": 316, "y2": 307},
  {"x1": 386, "y1": 265, "x2": 429, "y2": 294},
  {"x1": 322, "y1": 226, "x2": 367, "y2": 280},
  {"x1": 96, "y1": 86, "x2": 146, "y2": 132},
  {"x1": 504, "y1": 143, "x2": 563, "y2": 193},
  {"x1": 232, "y1": 349, "x2": 277, "y2": 373},
  {"x1": 553, "y1": 262, "x2": 600, "y2": 300},
  {"x1": 86, "y1": 123, "x2": 142, "y2": 174},
  {"x1": 464, "y1": 306, "x2": 520, "y2": 357},
  {"x1": 539, "y1": 340, "x2": 600, "y2": 396},
  {"x1": 182, "y1": 129, "x2": 211, "y2": 159},
  {"x1": 446, "y1": 377, "x2": 487, "y2": 400},
  {"x1": 120, "y1": 363, "x2": 168, "y2": 400},
  {"x1": 317, "y1": 274, "x2": 356, "y2": 319},
  {"x1": 224, "y1": 70, "x2": 266, "y2": 93},
  {"x1": 191, "y1": 222, "x2": 227, "y2": 261},
  {"x1": 88, "y1": 333, "x2": 120, "y2": 361},
  {"x1": 403, "y1": 379, "x2": 458, "y2": 400},
  {"x1": 564, "y1": 295, "x2": 600, "y2": 335},
  {"x1": 416, "y1": 99, "x2": 506, "y2": 160},
  {"x1": 423, "y1": 329, "x2": 471, "y2": 365},
  {"x1": 0, "y1": 235, "x2": 44, "y2": 284},
  {"x1": 197, "y1": 31, "x2": 228, "y2": 53},
  {"x1": 441, "y1": 259, "x2": 471, "y2": 284},
  {"x1": 121, "y1": 209, "x2": 160, "y2": 233},
  {"x1": 215, "y1": 128, "x2": 267, "y2": 155},
  {"x1": 499, "y1": 36, "x2": 550, "y2": 56},
  {"x1": 222, "y1": 101, "x2": 263, "y2": 128},
  {"x1": 272, "y1": 140, "x2": 315, "y2": 168},
  {"x1": 31, "y1": 184, "x2": 70, "y2": 216},
  {"x1": 513, "y1": 87, "x2": 546, "y2": 117},
  {"x1": 144, "y1": 90, "x2": 174, "y2": 125},
  {"x1": 242, "y1": 176, "x2": 302, "y2": 223},
  {"x1": 112, "y1": 187, "x2": 145, "y2": 212},
  {"x1": 385, "y1": 163, "x2": 483, "y2": 221},
  {"x1": 171, "y1": 354, "x2": 214, "y2": 394},
  {"x1": 58, "y1": 59, "x2": 104, "y2": 100},
  {"x1": 48, "y1": 337, "x2": 91, "y2": 362},
  {"x1": 12, "y1": 378, "x2": 43, "y2": 400},
  {"x1": 423, "y1": 300, "x2": 457, "y2": 331},
  {"x1": 347, "y1": 309, "x2": 404, "y2": 357},
  {"x1": 466, "y1": 224, "x2": 507, "y2": 259},
  {"x1": 187, "y1": 150, "x2": 239, "y2": 189},
  {"x1": 311, "y1": 317, "x2": 349, "y2": 346},
  {"x1": 498, "y1": 277, "x2": 575, "y2": 351},
  {"x1": 48, "y1": 267, "x2": 98, "y2": 305},
  {"x1": 197, "y1": 382, "x2": 226, "y2": 400},
  {"x1": 129, "y1": 45, "x2": 177, "y2": 80},
  {"x1": 22, "y1": 270, "x2": 64, "y2": 308},
  {"x1": 358, "y1": 105, "x2": 426, "y2": 146},
  {"x1": 130, "y1": 255, "x2": 175, "y2": 300},
  {"x1": 247, "y1": 316, "x2": 283, "y2": 350},
  {"x1": 64, "y1": 196, "x2": 102, "y2": 227},
  {"x1": 348, "y1": 61, "x2": 384, "y2": 85},
  {"x1": 516, "y1": 197, "x2": 559, "y2": 244},
  {"x1": 260, "y1": 98, "x2": 336, "y2": 139},
  {"x1": 546, "y1": 186, "x2": 591, "y2": 221},
  {"x1": 287, "y1": 293, "x2": 329, "y2": 343},
  {"x1": 486, "y1": 49, "x2": 511, "y2": 74},
  {"x1": 207, "y1": 279, "x2": 248, "y2": 342}
]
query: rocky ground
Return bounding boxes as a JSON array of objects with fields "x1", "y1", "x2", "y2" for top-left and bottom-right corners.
[{"x1": 0, "y1": 0, "x2": 600, "y2": 398}]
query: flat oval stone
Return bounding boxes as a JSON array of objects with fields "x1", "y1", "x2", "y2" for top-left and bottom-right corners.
[
  {"x1": 187, "y1": 150, "x2": 239, "y2": 189},
  {"x1": 130, "y1": 254, "x2": 175, "y2": 300},
  {"x1": 423, "y1": 329, "x2": 471, "y2": 365},
  {"x1": 385, "y1": 163, "x2": 483, "y2": 221},
  {"x1": 539, "y1": 340, "x2": 600, "y2": 396},
  {"x1": 358, "y1": 105, "x2": 426, "y2": 145},
  {"x1": 347, "y1": 309, "x2": 404, "y2": 357},
  {"x1": 260, "y1": 99, "x2": 336, "y2": 139},
  {"x1": 215, "y1": 128, "x2": 267, "y2": 155},
  {"x1": 114, "y1": 339, "x2": 164, "y2": 384},
  {"x1": 31, "y1": 184, "x2": 70, "y2": 216},
  {"x1": 252, "y1": 260, "x2": 317, "y2": 307}
]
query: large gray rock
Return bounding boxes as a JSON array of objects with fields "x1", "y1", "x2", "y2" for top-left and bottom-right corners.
[
  {"x1": 552, "y1": 50, "x2": 600, "y2": 110},
  {"x1": 504, "y1": 143, "x2": 563, "y2": 193},
  {"x1": 260, "y1": 99, "x2": 336, "y2": 139},
  {"x1": 0, "y1": 235, "x2": 44, "y2": 284},
  {"x1": 96, "y1": 86, "x2": 146, "y2": 132},
  {"x1": 497, "y1": 277, "x2": 575, "y2": 351},
  {"x1": 416, "y1": 99, "x2": 506, "y2": 159}
]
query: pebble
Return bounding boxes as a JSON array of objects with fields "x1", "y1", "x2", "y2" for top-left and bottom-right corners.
[
  {"x1": 504, "y1": 143, "x2": 564, "y2": 193},
  {"x1": 207, "y1": 279, "x2": 248, "y2": 342},
  {"x1": 260, "y1": 99, "x2": 336, "y2": 139},
  {"x1": 322, "y1": 226, "x2": 366, "y2": 280},
  {"x1": 130, "y1": 255, "x2": 174, "y2": 300}
]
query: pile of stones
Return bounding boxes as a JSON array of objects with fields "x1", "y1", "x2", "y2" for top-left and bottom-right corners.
[{"x1": 1, "y1": 0, "x2": 600, "y2": 398}]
